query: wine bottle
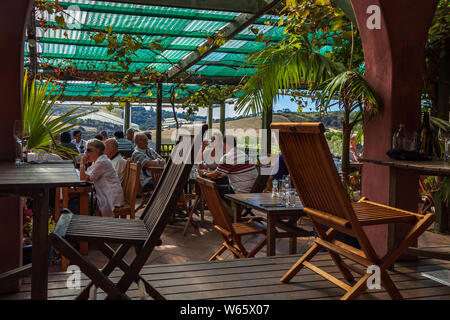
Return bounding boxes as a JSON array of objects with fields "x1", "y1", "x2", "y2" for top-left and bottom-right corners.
[{"x1": 416, "y1": 112, "x2": 434, "y2": 160}]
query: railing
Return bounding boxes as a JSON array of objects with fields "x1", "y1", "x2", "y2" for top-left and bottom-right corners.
[{"x1": 160, "y1": 143, "x2": 174, "y2": 160}]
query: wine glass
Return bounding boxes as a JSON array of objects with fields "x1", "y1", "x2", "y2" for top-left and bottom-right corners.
[
  {"x1": 13, "y1": 120, "x2": 30, "y2": 165},
  {"x1": 437, "y1": 128, "x2": 448, "y2": 160}
]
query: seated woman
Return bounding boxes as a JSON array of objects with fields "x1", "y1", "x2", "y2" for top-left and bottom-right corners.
[{"x1": 79, "y1": 139, "x2": 125, "y2": 217}]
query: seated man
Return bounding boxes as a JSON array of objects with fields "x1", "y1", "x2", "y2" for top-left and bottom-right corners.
[
  {"x1": 132, "y1": 133, "x2": 165, "y2": 189},
  {"x1": 145, "y1": 131, "x2": 157, "y2": 151},
  {"x1": 104, "y1": 138, "x2": 127, "y2": 183},
  {"x1": 264, "y1": 153, "x2": 289, "y2": 192},
  {"x1": 114, "y1": 130, "x2": 134, "y2": 153},
  {"x1": 199, "y1": 135, "x2": 258, "y2": 199}
]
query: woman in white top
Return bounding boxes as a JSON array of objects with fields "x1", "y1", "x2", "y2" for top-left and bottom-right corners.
[{"x1": 79, "y1": 139, "x2": 125, "y2": 217}]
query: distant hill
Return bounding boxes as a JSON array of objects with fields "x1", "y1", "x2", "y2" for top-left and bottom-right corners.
[{"x1": 50, "y1": 103, "x2": 344, "y2": 142}]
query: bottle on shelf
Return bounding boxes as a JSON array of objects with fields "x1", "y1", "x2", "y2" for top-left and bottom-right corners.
[
  {"x1": 416, "y1": 112, "x2": 434, "y2": 160},
  {"x1": 392, "y1": 124, "x2": 408, "y2": 151}
]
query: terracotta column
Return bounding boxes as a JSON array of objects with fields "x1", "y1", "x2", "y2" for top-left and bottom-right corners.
[
  {"x1": 0, "y1": 0, "x2": 33, "y2": 293},
  {"x1": 350, "y1": 0, "x2": 438, "y2": 257}
]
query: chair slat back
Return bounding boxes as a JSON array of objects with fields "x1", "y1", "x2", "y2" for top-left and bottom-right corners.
[
  {"x1": 196, "y1": 177, "x2": 235, "y2": 235},
  {"x1": 270, "y1": 123, "x2": 357, "y2": 225},
  {"x1": 121, "y1": 159, "x2": 131, "y2": 189},
  {"x1": 250, "y1": 173, "x2": 269, "y2": 193},
  {"x1": 139, "y1": 125, "x2": 207, "y2": 238},
  {"x1": 149, "y1": 166, "x2": 164, "y2": 189},
  {"x1": 123, "y1": 162, "x2": 141, "y2": 208}
]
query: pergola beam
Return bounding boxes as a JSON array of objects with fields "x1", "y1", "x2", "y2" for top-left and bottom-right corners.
[
  {"x1": 164, "y1": 0, "x2": 282, "y2": 82},
  {"x1": 93, "y1": 0, "x2": 273, "y2": 14},
  {"x1": 38, "y1": 70, "x2": 245, "y2": 86},
  {"x1": 39, "y1": 22, "x2": 284, "y2": 42},
  {"x1": 58, "y1": 1, "x2": 280, "y2": 23},
  {"x1": 57, "y1": 95, "x2": 189, "y2": 104},
  {"x1": 33, "y1": 37, "x2": 267, "y2": 55}
]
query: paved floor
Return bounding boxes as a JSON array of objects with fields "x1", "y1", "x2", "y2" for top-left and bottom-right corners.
[{"x1": 49, "y1": 205, "x2": 450, "y2": 273}]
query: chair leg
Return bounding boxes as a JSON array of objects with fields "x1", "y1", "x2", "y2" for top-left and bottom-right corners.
[
  {"x1": 96, "y1": 243, "x2": 165, "y2": 300},
  {"x1": 341, "y1": 273, "x2": 371, "y2": 300},
  {"x1": 380, "y1": 270, "x2": 403, "y2": 300},
  {"x1": 76, "y1": 243, "x2": 132, "y2": 300},
  {"x1": 49, "y1": 234, "x2": 130, "y2": 300},
  {"x1": 281, "y1": 242, "x2": 321, "y2": 283},
  {"x1": 247, "y1": 237, "x2": 267, "y2": 257},
  {"x1": 328, "y1": 251, "x2": 355, "y2": 283},
  {"x1": 209, "y1": 244, "x2": 227, "y2": 261},
  {"x1": 381, "y1": 214, "x2": 435, "y2": 269}
]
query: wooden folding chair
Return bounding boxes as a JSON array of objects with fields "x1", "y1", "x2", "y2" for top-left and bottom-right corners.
[
  {"x1": 121, "y1": 159, "x2": 131, "y2": 189},
  {"x1": 49, "y1": 130, "x2": 201, "y2": 300},
  {"x1": 197, "y1": 177, "x2": 267, "y2": 261},
  {"x1": 271, "y1": 122, "x2": 435, "y2": 300},
  {"x1": 236, "y1": 171, "x2": 269, "y2": 221},
  {"x1": 136, "y1": 166, "x2": 164, "y2": 212},
  {"x1": 114, "y1": 162, "x2": 141, "y2": 219}
]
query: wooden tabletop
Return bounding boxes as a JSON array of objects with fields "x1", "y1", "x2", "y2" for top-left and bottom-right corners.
[
  {"x1": 0, "y1": 162, "x2": 84, "y2": 190},
  {"x1": 225, "y1": 193, "x2": 304, "y2": 214},
  {"x1": 360, "y1": 158, "x2": 450, "y2": 176}
]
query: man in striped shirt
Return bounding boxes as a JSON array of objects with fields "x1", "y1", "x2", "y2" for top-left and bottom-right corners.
[
  {"x1": 114, "y1": 130, "x2": 134, "y2": 152},
  {"x1": 199, "y1": 135, "x2": 258, "y2": 197}
]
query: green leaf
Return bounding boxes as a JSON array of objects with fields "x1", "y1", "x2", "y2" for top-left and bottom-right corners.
[
  {"x1": 93, "y1": 33, "x2": 106, "y2": 45},
  {"x1": 198, "y1": 45, "x2": 208, "y2": 56},
  {"x1": 55, "y1": 15, "x2": 66, "y2": 28},
  {"x1": 255, "y1": 33, "x2": 265, "y2": 42}
]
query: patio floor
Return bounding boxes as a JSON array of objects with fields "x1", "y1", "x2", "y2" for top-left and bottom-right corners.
[
  {"x1": 1, "y1": 248, "x2": 449, "y2": 300},
  {"x1": 1, "y1": 208, "x2": 449, "y2": 300}
]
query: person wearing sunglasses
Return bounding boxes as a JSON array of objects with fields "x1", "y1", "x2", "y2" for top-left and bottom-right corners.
[{"x1": 79, "y1": 139, "x2": 125, "y2": 217}]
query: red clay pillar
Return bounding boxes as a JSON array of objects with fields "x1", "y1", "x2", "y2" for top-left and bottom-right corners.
[
  {"x1": 0, "y1": 1, "x2": 33, "y2": 294},
  {"x1": 350, "y1": 0, "x2": 438, "y2": 257}
]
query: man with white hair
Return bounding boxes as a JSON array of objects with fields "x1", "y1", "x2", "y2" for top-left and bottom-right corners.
[
  {"x1": 104, "y1": 138, "x2": 127, "y2": 183},
  {"x1": 132, "y1": 133, "x2": 165, "y2": 188}
]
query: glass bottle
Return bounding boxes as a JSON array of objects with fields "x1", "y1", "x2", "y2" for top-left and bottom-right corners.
[
  {"x1": 416, "y1": 112, "x2": 434, "y2": 160},
  {"x1": 392, "y1": 124, "x2": 407, "y2": 151},
  {"x1": 272, "y1": 179, "x2": 278, "y2": 198}
]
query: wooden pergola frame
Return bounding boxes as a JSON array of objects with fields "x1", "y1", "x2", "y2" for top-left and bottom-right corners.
[{"x1": 30, "y1": 0, "x2": 282, "y2": 154}]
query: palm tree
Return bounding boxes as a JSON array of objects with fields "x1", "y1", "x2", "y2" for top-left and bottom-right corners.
[{"x1": 236, "y1": 32, "x2": 380, "y2": 188}]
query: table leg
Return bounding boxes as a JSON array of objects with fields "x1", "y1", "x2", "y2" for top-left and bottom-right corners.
[
  {"x1": 79, "y1": 192, "x2": 89, "y2": 255},
  {"x1": 267, "y1": 214, "x2": 276, "y2": 256},
  {"x1": 31, "y1": 188, "x2": 49, "y2": 300},
  {"x1": 288, "y1": 217, "x2": 297, "y2": 255},
  {"x1": 61, "y1": 187, "x2": 69, "y2": 271}
]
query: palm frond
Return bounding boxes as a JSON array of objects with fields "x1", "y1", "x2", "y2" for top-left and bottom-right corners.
[
  {"x1": 235, "y1": 37, "x2": 345, "y2": 116},
  {"x1": 23, "y1": 72, "x2": 87, "y2": 153},
  {"x1": 316, "y1": 70, "x2": 381, "y2": 117}
]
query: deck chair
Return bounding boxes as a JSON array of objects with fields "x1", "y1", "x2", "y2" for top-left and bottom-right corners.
[
  {"x1": 114, "y1": 162, "x2": 141, "y2": 219},
  {"x1": 197, "y1": 177, "x2": 267, "y2": 261},
  {"x1": 49, "y1": 129, "x2": 202, "y2": 300},
  {"x1": 271, "y1": 122, "x2": 435, "y2": 300}
]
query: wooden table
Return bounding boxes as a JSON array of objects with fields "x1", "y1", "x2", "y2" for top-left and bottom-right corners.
[
  {"x1": 0, "y1": 162, "x2": 84, "y2": 300},
  {"x1": 225, "y1": 193, "x2": 314, "y2": 256},
  {"x1": 361, "y1": 157, "x2": 450, "y2": 261},
  {"x1": 361, "y1": 158, "x2": 450, "y2": 176}
]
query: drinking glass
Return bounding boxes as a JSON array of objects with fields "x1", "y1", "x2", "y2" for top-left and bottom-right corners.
[
  {"x1": 284, "y1": 188, "x2": 297, "y2": 207},
  {"x1": 13, "y1": 120, "x2": 30, "y2": 165},
  {"x1": 438, "y1": 129, "x2": 450, "y2": 161},
  {"x1": 445, "y1": 136, "x2": 450, "y2": 163},
  {"x1": 272, "y1": 179, "x2": 278, "y2": 198}
]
